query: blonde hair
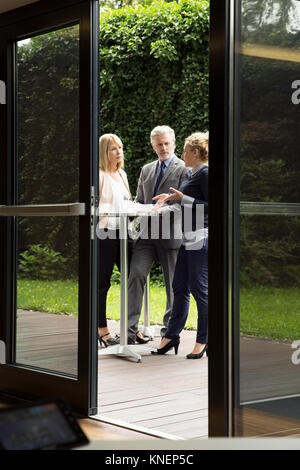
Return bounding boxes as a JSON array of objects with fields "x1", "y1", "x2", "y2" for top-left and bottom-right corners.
[
  {"x1": 99, "y1": 134, "x2": 124, "y2": 172},
  {"x1": 185, "y1": 131, "x2": 209, "y2": 163}
]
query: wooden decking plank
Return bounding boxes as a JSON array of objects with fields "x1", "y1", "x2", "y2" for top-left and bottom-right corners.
[
  {"x1": 98, "y1": 388, "x2": 208, "y2": 411},
  {"x1": 99, "y1": 398, "x2": 208, "y2": 419},
  {"x1": 17, "y1": 309, "x2": 208, "y2": 439},
  {"x1": 240, "y1": 336, "x2": 300, "y2": 402},
  {"x1": 98, "y1": 397, "x2": 206, "y2": 423},
  {"x1": 134, "y1": 409, "x2": 207, "y2": 428},
  {"x1": 98, "y1": 380, "x2": 208, "y2": 401},
  {"x1": 145, "y1": 418, "x2": 208, "y2": 439},
  {"x1": 16, "y1": 309, "x2": 300, "y2": 439}
]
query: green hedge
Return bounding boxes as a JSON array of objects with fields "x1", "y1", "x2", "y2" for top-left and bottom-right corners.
[
  {"x1": 16, "y1": 1, "x2": 300, "y2": 288},
  {"x1": 100, "y1": 0, "x2": 209, "y2": 283},
  {"x1": 17, "y1": 25, "x2": 80, "y2": 277},
  {"x1": 16, "y1": 1, "x2": 209, "y2": 279},
  {"x1": 99, "y1": 0, "x2": 209, "y2": 190}
]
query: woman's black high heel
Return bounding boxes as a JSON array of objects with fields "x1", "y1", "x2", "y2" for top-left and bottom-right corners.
[
  {"x1": 98, "y1": 334, "x2": 120, "y2": 348},
  {"x1": 151, "y1": 337, "x2": 180, "y2": 355},
  {"x1": 186, "y1": 344, "x2": 208, "y2": 359}
]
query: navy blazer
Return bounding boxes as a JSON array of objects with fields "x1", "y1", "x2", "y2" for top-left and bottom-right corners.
[{"x1": 179, "y1": 165, "x2": 208, "y2": 230}]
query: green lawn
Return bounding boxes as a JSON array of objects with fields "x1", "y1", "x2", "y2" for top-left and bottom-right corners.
[
  {"x1": 17, "y1": 280, "x2": 300, "y2": 341},
  {"x1": 239, "y1": 286, "x2": 300, "y2": 341},
  {"x1": 18, "y1": 280, "x2": 79, "y2": 316}
]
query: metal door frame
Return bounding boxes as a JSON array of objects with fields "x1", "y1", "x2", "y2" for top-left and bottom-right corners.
[
  {"x1": 208, "y1": 0, "x2": 236, "y2": 437},
  {"x1": 0, "y1": 0, "x2": 99, "y2": 416}
]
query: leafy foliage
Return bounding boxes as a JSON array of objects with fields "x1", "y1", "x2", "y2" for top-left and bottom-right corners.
[
  {"x1": 16, "y1": 0, "x2": 300, "y2": 290},
  {"x1": 17, "y1": 26, "x2": 80, "y2": 277},
  {"x1": 99, "y1": 0, "x2": 209, "y2": 191},
  {"x1": 239, "y1": 1, "x2": 300, "y2": 287},
  {"x1": 17, "y1": 2, "x2": 208, "y2": 279},
  {"x1": 242, "y1": 0, "x2": 300, "y2": 43},
  {"x1": 18, "y1": 244, "x2": 68, "y2": 280},
  {"x1": 99, "y1": 0, "x2": 209, "y2": 283}
]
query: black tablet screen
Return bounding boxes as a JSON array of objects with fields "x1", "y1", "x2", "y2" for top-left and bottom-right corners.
[{"x1": 0, "y1": 403, "x2": 82, "y2": 450}]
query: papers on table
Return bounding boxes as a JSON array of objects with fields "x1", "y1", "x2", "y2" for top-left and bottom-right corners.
[{"x1": 98, "y1": 200, "x2": 156, "y2": 217}]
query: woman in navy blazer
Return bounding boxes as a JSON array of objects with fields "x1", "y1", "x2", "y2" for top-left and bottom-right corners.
[{"x1": 152, "y1": 132, "x2": 209, "y2": 359}]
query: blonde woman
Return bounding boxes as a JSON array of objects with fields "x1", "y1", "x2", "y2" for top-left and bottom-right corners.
[
  {"x1": 152, "y1": 132, "x2": 209, "y2": 359},
  {"x1": 97, "y1": 134, "x2": 133, "y2": 347}
]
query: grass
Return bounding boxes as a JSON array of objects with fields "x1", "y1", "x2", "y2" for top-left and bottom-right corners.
[
  {"x1": 240, "y1": 286, "x2": 300, "y2": 341},
  {"x1": 18, "y1": 279, "x2": 78, "y2": 316},
  {"x1": 105, "y1": 283, "x2": 198, "y2": 330},
  {"x1": 17, "y1": 279, "x2": 198, "y2": 327},
  {"x1": 17, "y1": 280, "x2": 300, "y2": 341}
]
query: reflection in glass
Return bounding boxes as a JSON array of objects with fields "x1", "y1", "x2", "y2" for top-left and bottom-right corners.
[
  {"x1": 16, "y1": 217, "x2": 79, "y2": 376},
  {"x1": 235, "y1": 0, "x2": 300, "y2": 436},
  {"x1": 240, "y1": 215, "x2": 300, "y2": 402},
  {"x1": 15, "y1": 25, "x2": 80, "y2": 377}
]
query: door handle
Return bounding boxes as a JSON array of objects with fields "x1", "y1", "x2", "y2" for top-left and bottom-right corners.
[{"x1": 0, "y1": 203, "x2": 85, "y2": 216}]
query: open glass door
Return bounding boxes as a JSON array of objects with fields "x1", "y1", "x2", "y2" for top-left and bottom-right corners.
[
  {"x1": 209, "y1": 0, "x2": 300, "y2": 436},
  {"x1": 232, "y1": 0, "x2": 300, "y2": 437},
  {"x1": 0, "y1": 0, "x2": 99, "y2": 416}
]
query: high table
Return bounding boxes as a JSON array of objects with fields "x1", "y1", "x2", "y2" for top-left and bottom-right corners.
[
  {"x1": 139, "y1": 274, "x2": 163, "y2": 339},
  {"x1": 98, "y1": 206, "x2": 157, "y2": 362}
]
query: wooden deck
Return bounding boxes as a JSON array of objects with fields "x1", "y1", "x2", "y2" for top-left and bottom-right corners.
[
  {"x1": 15, "y1": 310, "x2": 300, "y2": 439},
  {"x1": 96, "y1": 320, "x2": 208, "y2": 439},
  {"x1": 16, "y1": 310, "x2": 208, "y2": 440}
]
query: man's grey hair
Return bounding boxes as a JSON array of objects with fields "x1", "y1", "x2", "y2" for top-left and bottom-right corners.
[{"x1": 150, "y1": 125, "x2": 175, "y2": 143}]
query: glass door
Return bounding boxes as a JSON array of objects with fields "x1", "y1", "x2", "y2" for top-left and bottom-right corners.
[
  {"x1": 232, "y1": 0, "x2": 300, "y2": 437},
  {"x1": 209, "y1": 0, "x2": 300, "y2": 437},
  {"x1": 0, "y1": 1, "x2": 99, "y2": 416}
]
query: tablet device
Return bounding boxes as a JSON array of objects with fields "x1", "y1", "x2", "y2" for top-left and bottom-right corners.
[{"x1": 0, "y1": 398, "x2": 89, "y2": 450}]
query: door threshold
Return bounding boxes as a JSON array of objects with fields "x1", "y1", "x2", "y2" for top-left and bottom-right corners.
[{"x1": 92, "y1": 415, "x2": 185, "y2": 440}]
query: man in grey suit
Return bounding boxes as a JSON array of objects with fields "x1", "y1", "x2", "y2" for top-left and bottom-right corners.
[{"x1": 127, "y1": 125, "x2": 188, "y2": 344}]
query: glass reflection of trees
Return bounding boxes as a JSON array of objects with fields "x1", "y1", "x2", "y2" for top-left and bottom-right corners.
[
  {"x1": 239, "y1": 0, "x2": 300, "y2": 287},
  {"x1": 17, "y1": 26, "x2": 80, "y2": 278}
]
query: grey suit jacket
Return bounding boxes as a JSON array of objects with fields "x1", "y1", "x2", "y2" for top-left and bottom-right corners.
[{"x1": 135, "y1": 155, "x2": 188, "y2": 249}]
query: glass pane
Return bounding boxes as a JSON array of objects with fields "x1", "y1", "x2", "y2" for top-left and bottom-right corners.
[
  {"x1": 240, "y1": 215, "x2": 300, "y2": 402},
  {"x1": 16, "y1": 216, "x2": 79, "y2": 376},
  {"x1": 235, "y1": 0, "x2": 300, "y2": 436},
  {"x1": 15, "y1": 25, "x2": 80, "y2": 377}
]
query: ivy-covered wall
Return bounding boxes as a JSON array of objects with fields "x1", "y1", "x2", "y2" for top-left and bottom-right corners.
[
  {"x1": 99, "y1": 0, "x2": 209, "y2": 191},
  {"x1": 16, "y1": 0, "x2": 209, "y2": 278},
  {"x1": 18, "y1": 0, "x2": 300, "y2": 287}
]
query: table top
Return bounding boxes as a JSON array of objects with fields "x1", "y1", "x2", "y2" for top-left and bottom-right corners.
[{"x1": 98, "y1": 202, "x2": 159, "y2": 217}]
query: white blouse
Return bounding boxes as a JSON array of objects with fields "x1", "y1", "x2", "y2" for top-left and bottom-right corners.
[{"x1": 98, "y1": 169, "x2": 131, "y2": 230}]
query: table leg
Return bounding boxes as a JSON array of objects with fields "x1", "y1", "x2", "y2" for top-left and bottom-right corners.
[
  {"x1": 99, "y1": 215, "x2": 155, "y2": 362},
  {"x1": 119, "y1": 214, "x2": 128, "y2": 346},
  {"x1": 138, "y1": 274, "x2": 165, "y2": 339}
]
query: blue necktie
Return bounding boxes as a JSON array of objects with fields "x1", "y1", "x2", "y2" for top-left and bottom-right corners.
[{"x1": 153, "y1": 161, "x2": 166, "y2": 198}]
